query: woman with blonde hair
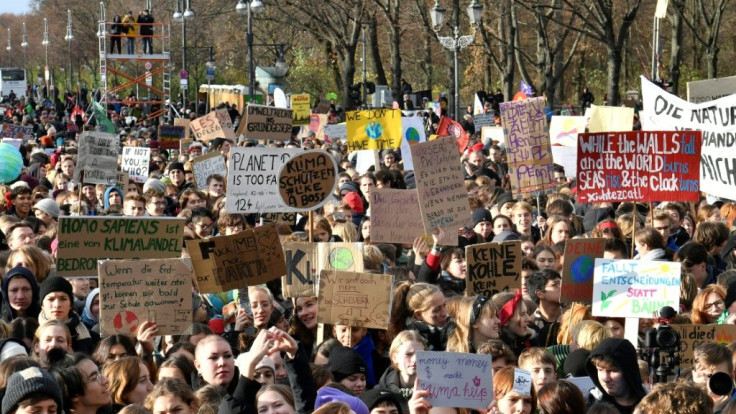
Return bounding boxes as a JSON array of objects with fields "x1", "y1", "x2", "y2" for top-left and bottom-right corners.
[
  {"x1": 447, "y1": 295, "x2": 500, "y2": 353},
  {"x1": 691, "y1": 284, "x2": 727, "y2": 325},
  {"x1": 389, "y1": 282, "x2": 452, "y2": 351},
  {"x1": 556, "y1": 303, "x2": 593, "y2": 345},
  {"x1": 331, "y1": 221, "x2": 358, "y2": 243},
  {"x1": 377, "y1": 330, "x2": 427, "y2": 412},
  {"x1": 103, "y1": 356, "x2": 154, "y2": 412},
  {"x1": 6, "y1": 245, "x2": 53, "y2": 283}
]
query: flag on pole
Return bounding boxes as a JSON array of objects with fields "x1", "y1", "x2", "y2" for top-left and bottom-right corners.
[
  {"x1": 91, "y1": 101, "x2": 116, "y2": 134},
  {"x1": 520, "y1": 80, "x2": 534, "y2": 96},
  {"x1": 436, "y1": 116, "x2": 469, "y2": 153},
  {"x1": 474, "y1": 93, "x2": 484, "y2": 115}
]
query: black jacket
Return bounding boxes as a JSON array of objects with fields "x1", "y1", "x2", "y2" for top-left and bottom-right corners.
[{"x1": 585, "y1": 338, "x2": 647, "y2": 414}]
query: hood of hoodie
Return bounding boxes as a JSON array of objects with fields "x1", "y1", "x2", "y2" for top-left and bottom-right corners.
[
  {"x1": 82, "y1": 288, "x2": 100, "y2": 325},
  {"x1": 585, "y1": 338, "x2": 646, "y2": 402},
  {"x1": 1, "y1": 269, "x2": 41, "y2": 321},
  {"x1": 103, "y1": 186, "x2": 124, "y2": 210},
  {"x1": 378, "y1": 367, "x2": 411, "y2": 412}
]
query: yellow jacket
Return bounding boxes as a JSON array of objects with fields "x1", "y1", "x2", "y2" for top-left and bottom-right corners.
[{"x1": 122, "y1": 14, "x2": 137, "y2": 36}]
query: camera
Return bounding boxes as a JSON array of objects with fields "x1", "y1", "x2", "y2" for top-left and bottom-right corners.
[
  {"x1": 644, "y1": 322, "x2": 680, "y2": 350},
  {"x1": 640, "y1": 306, "x2": 681, "y2": 384}
]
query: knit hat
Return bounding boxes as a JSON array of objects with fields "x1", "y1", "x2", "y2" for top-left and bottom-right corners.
[
  {"x1": 39, "y1": 276, "x2": 74, "y2": 303},
  {"x1": 143, "y1": 178, "x2": 167, "y2": 194},
  {"x1": 329, "y1": 346, "x2": 368, "y2": 382},
  {"x1": 33, "y1": 198, "x2": 60, "y2": 219},
  {"x1": 472, "y1": 208, "x2": 492, "y2": 227},
  {"x1": 255, "y1": 356, "x2": 276, "y2": 374},
  {"x1": 208, "y1": 318, "x2": 225, "y2": 335},
  {"x1": 342, "y1": 192, "x2": 364, "y2": 214},
  {"x1": 168, "y1": 162, "x2": 185, "y2": 173},
  {"x1": 360, "y1": 387, "x2": 403, "y2": 414},
  {"x1": 0, "y1": 339, "x2": 28, "y2": 362},
  {"x1": 495, "y1": 191, "x2": 514, "y2": 211},
  {"x1": 2, "y1": 367, "x2": 63, "y2": 414},
  {"x1": 315, "y1": 386, "x2": 369, "y2": 414},
  {"x1": 188, "y1": 142, "x2": 204, "y2": 154}
]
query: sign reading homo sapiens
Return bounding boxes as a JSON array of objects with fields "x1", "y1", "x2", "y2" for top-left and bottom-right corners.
[
  {"x1": 317, "y1": 270, "x2": 392, "y2": 329},
  {"x1": 370, "y1": 189, "x2": 424, "y2": 244},
  {"x1": 57, "y1": 216, "x2": 186, "y2": 277},
  {"x1": 192, "y1": 151, "x2": 226, "y2": 190},
  {"x1": 416, "y1": 351, "x2": 494, "y2": 409},
  {"x1": 576, "y1": 130, "x2": 701, "y2": 203},
  {"x1": 346, "y1": 108, "x2": 402, "y2": 151},
  {"x1": 592, "y1": 259, "x2": 680, "y2": 318},
  {"x1": 239, "y1": 104, "x2": 293, "y2": 141},
  {"x1": 278, "y1": 150, "x2": 337, "y2": 211},
  {"x1": 465, "y1": 241, "x2": 522, "y2": 297},
  {"x1": 99, "y1": 258, "x2": 191, "y2": 336},
  {"x1": 121, "y1": 147, "x2": 150, "y2": 183},
  {"x1": 75, "y1": 132, "x2": 118, "y2": 185}
]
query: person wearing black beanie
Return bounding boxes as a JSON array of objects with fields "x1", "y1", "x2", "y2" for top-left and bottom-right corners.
[
  {"x1": 2, "y1": 367, "x2": 63, "y2": 414},
  {"x1": 39, "y1": 277, "x2": 97, "y2": 355},
  {"x1": 329, "y1": 346, "x2": 368, "y2": 396}
]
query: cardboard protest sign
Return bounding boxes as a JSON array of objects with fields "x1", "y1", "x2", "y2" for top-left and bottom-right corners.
[
  {"x1": 174, "y1": 118, "x2": 191, "y2": 140},
  {"x1": 576, "y1": 130, "x2": 702, "y2": 203},
  {"x1": 473, "y1": 113, "x2": 495, "y2": 130},
  {"x1": 588, "y1": 105, "x2": 634, "y2": 133},
  {"x1": 282, "y1": 242, "x2": 365, "y2": 298},
  {"x1": 317, "y1": 270, "x2": 392, "y2": 329},
  {"x1": 56, "y1": 216, "x2": 186, "y2": 277},
  {"x1": 278, "y1": 150, "x2": 337, "y2": 211},
  {"x1": 641, "y1": 75, "x2": 736, "y2": 199},
  {"x1": 500, "y1": 97, "x2": 556, "y2": 198},
  {"x1": 226, "y1": 147, "x2": 299, "y2": 213},
  {"x1": 239, "y1": 104, "x2": 293, "y2": 140},
  {"x1": 400, "y1": 116, "x2": 427, "y2": 170},
  {"x1": 121, "y1": 147, "x2": 150, "y2": 183},
  {"x1": 115, "y1": 171, "x2": 130, "y2": 189},
  {"x1": 687, "y1": 75, "x2": 736, "y2": 103},
  {"x1": 98, "y1": 258, "x2": 191, "y2": 336},
  {"x1": 260, "y1": 212, "x2": 297, "y2": 225},
  {"x1": 186, "y1": 224, "x2": 286, "y2": 293},
  {"x1": 324, "y1": 123, "x2": 347, "y2": 143},
  {"x1": 190, "y1": 112, "x2": 226, "y2": 144},
  {"x1": 192, "y1": 151, "x2": 226, "y2": 190},
  {"x1": 560, "y1": 238, "x2": 606, "y2": 303},
  {"x1": 592, "y1": 259, "x2": 680, "y2": 318},
  {"x1": 75, "y1": 132, "x2": 118, "y2": 185},
  {"x1": 370, "y1": 189, "x2": 425, "y2": 244},
  {"x1": 465, "y1": 241, "x2": 522, "y2": 297},
  {"x1": 215, "y1": 109, "x2": 236, "y2": 139},
  {"x1": 304, "y1": 114, "x2": 328, "y2": 141},
  {"x1": 158, "y1": 125, "x2": 186, "y2": 150},
  {"x1": 416, "y1": 351, "x2": 493, "y2": 409},
  {"x1": 179, "y1": 138, "x2": 193, "y2": 154},
  {"x1": 291, "y1": 94, "x2": 311, "y2": 126},
  {"x1": 411, "y1": 136, "x2": 471, "y2": 245},
  {"x1": 346, "y1": 108, "x2": 402, "y2": 151},
  {"x1": 674, "y1": 325, "x2": 736, "y2": 369},
  {"x1": 1, "y1": 124, "x2": 33, "y2": 141},
  {"x1": 318, "y1": 243, "x2": 365, "y2": 273}
]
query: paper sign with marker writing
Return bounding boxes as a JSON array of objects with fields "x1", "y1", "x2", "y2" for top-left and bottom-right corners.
[
  {"x1": 226, "y1": 147, "x2": 299, "y2": 213},
  {"x1": 416, "y1": 351, "x2": 494, "y2": 409},
  {"x1": 121, "y1": 147, "x2": 150, "y2": 183},
  {"x1": 592, "y1": 259, "x2": 680, "y2": 318},
  {"x1": 465, "y1": 241, "x2": 522, "y2": 298},
  {"x1": 324, "y1": 123, "x2": 347, "y2": 142},
  {"x1": 473, "y1": 113, "x2": 495, "y2": 130},
  {"x1": 687, "y1": 75, "x2": 736, "y2": 103},
  {"x1": 190, "y1": 112, "x2": 226, "y2": 144},
  {"x1": 186, "y1": 224, "x2": 286, "y2": 293},
  {"x1": 550, "y1": 116, "x2": 587, "y2": 147},
  {"x1": 588, "y1": 105, "x2": 634, "y2": 133},
  {"x1": 400, "y1": 116, "x2": 427, "y2": 170},
  {"x1": 674, "y1": 325, "x2": 736, "y2": 369},
  {"x1": 75, "y1": 132, "x2": 118, "y2": 185},
  {"x1": 512, "y1": 369, "x2": 532, "y2": 395},
  {"x1": 98, "y1": 258, "x2": 192, "y2": 336},
  {"x1": 239, "y1": 104, "x2": 293, "y2": 141},
  {"x1": 192, "y1": 151, "x2": 226, "y2": 190},
  {"x1": 346, "y1": 109, "x2": 402, "y2": 151},
  {"x1": 317, "y1": 270, "x2": 392, "y2": 329},
  {"x1": 560, "y1": 238, "x2": 606, "y2": 303},
  {"x1": 370, "y1": 189, "x2": 424, "y2": 244}
]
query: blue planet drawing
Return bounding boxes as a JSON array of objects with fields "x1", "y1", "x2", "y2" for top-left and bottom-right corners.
[
  {"x1": 570, "y1": 255, "x2": 594, "y2": 283},
  {"x1": 406, "y1": 127, "x2": 420, "y2": 144},
  {"x1": 366, "y1": 122, "x2": 383, "y2": 140}
]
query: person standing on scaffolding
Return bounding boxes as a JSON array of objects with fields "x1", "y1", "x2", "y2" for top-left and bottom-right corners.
[
  {"x1": 110, "y1": 15, "x2": 123, "y2": 54},
  {"x1": 122, "y1": 10, "x2": 137, "y2": 54},
  {"x1": 138, "y1": 9, "x2": 154, "y2": 54}
]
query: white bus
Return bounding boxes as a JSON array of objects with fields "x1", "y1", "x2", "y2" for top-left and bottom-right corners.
[{"x1": 0, "y1": 68, "x2": 27, "y2": 100}]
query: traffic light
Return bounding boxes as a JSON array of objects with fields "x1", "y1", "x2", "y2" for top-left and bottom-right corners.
[
  {"x1": 348, "y1": 83, "x2": 362, "y2": 108},
  {"x1": 364, "y1": 82, "x2": 376, "y2": 95}
]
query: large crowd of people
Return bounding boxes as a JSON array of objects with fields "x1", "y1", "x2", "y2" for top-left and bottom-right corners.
[{"x1": 0, "y1": 85, "x2": 734, "y2": 414}]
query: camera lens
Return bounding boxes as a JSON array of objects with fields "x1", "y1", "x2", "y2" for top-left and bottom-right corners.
[{"x1": 657, "y1": 327, "x2": 678, "y2": 348}]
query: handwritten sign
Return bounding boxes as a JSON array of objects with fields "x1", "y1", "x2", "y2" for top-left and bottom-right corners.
[
  {"x1": 186, "y1": 224, "x2": 286, "y2": 293},
  {"x1": 473, "y1": 113, "x2": 495, "y2": 130},
  {"x1": 158, "y1": 125, "x2": 186, "y2": 150},
  {"x1": 174, "y1": 118, "x2": 191, "y2": 140},
  {"x1": 465, "y1": 241, "x2": 522, "y2": 297},
  {"x1": 411, "y1": 136, "x2": 471, "y2": 245},
  {"x1": 303, "y1": 114, "x2": 328, "y2": 141},
  {"x1": 121, "y1": 147, "x2": 150, "y2": 183},
  {"x1": 346, "y1": 108, "x2": 402, "y2": 151},
  {"x1": 75, "y1": 132, "x2": 119, "y2": 185},
  {"x1": 512, "y1": 369, "x2": 533, "y2": 395},
  {"x1": 560, "y1": 238, "x2": 606, "y2": 303},
  {"x1": 576, "y1": 130, "x2": 702, "y2": 203},
  {"x1": 278, "y1": 150, "x2": 337, "y2": 211},
  {"x1": 687, "y1": 75, "x2": 736, "y2": 103},
  {"x1": 260, "y1": 212, "x2": 297, "y2": 225},
  {"x1": 416, "y1": 351, "x2": 493, "y2": 409},
  {"x1": 400, "y1": 117, "x2": 427, "y2": 170},
  {"x1": 226, "y1": 147, "x2": 299, "y2": 213},
  {"x1": 370, "y1": 189, "x2": 424, "y2": 244},
  {"x1": 588, "y1": 105, "x2": 634, "y2": 133},
  {"x1": 550, "y1": 116, "x2": 587, "y2": 147},
  {"x1": 190, "y1": 112, "x2": 226, "y2": 144},
  {"x1": 592, "y1": 259, "x2": 680, "y2": 318},
  {"x1": 192, "y1": 151, "x2": 226, "y2": 190},
  {"x1": 282, "y1": 242, "x2": 364, "y2": 298},
  {"x1": 1, "y1": 124, "x2": 33, "y2": 141},
  {"x1": 215, "y1": 109, "x2": 236, "y2": 140},
  {"x1": 317, "y1": 270, "x2": 392, "y2": 329},
  {"x1": 500, "y1": 97, "x2": 556, "y2": 198},
  {"x1": 98, "y1": 258, "x2": 191, "y2": 336},
  {"x1": 324, "y1": 123, "x2": 347, "y2": 143},
  {"x1": 239, "y1": 104, "x2": 293, "y2": 141},
  {"x1": 674, "y1": 324, "x2": 736, "y2": 369},
  {"x1": 291, "y1": 94, "x2": 311, "y2": 126},
  {"x1": 56, "y1": 216, "x2": 186, "y2": 277}
]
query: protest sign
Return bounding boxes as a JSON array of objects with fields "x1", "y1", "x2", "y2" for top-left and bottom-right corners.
[
  {"x1": 186, "y1": 224, "x2": 286, "y2": 293},
  {"x1": 481, "y1": 126, "x2": 504, "y2": 145},
  {"x1": 239, "y1": 104, "x2": 293, "y2": 141},
  {"x1": 355, "y1": 150, "x2": 380, "y2": 174},
  {"x1": 370, "y1": 189, "x2": 424, "y2": 244},
  {"x1": 291, "y1": 94, "x2": 311, "y2": 126},
  {"x1": 560, "y1": 238, "x2": 606, "y2": 303},
  {"x1": 215, "y1": 109, "x2": 236, "y2": 139},
  {"x1": 567, "y1": 377, "x2": 597, "y2": 399},
  {"x1": 318, "y1": 243, "x2": 364, "y2": 273},
  {"x1": 116, "y1": 171, "x2": 130, "y2": 189},
  {"x1": 190, "y1": 112, "x2": 226, "y2": 144},
  {"x1": 282, "y1": 242, "x2": 319, "y2": 298},
  {"x1": 346, "y1": 108, "x2": 402, "y2": 151},
  {"x1": 588, "y1": 105, "x2": 634, "y2": 133},
  {"x1": 121, "y1": 147, "x2": 150, "y2": 183},
  {"x1": 56, "y1": 216, "x2": 186, "y2": 277},
  {"x1": 416, "y1": 351, "x2": 493, "y2": 409},
  {"x1": 174, "y1": 118, "x2": 191, "y2": 140},
  {"x1": 179, "y1": 138, "x2": 193, "y2": 154},
  {"x1": 499, "y1": 97, "x2": 556, "y2": 198},
  {"x1": 317, "y1": 270, "x2": 392, "y2": 329},
  {"x1": 98, "y1": 258, "x2": 191, "y2": 336},
  {"x1": 1, "y1": 124, "x2": 33, "y2": 141},
  {"x1": 411, "y1": 136, "x2": 471, "y2": 245},
  {"x1": 674, "y1": 324, "x2": 736, "y2": 369},
  {"x1": 473, "y1": 113, "x2": 495, "y2": 130},
  {"x1": 158, "y1": 125, "x2": 186, "y2": 150},
  {"x1": 550, "y1": 116, "x2": 587, "y2": 147},
  {"x1": 260, "y1": 212, "x2": 297, "y2": 225},
  {"x1": 278, "y1": 150, "x2": 337, "y2": 211},
  {"x1": 592, "y1": 259, "x2": 680, "y2": 318},
  {"x1": 192, "y1": 151, "x2": 226, "y2": 190},
  {"x1": 75, "y1": 132, "x2": 118, "y2": 185},
  {"x1": 512, "y1": 369, "x2": 533, "y2": 396},
  {"x1": 641, "y1": 75, "x2": 736, "y2": 199},
  {"x1": 687, "y1": 75, "x2": 736, "y2": 103},
  {"x1": 465, "y1": 241, "x2": 522, "y2": 297},
  {"x1": 324, "y1": 123, "x2": 347, "y2": 143},
  {"x1": 226, "y1": 147, "x2": 299, "y2": 213},
  {"x1": 303, "y1": 114, "x2": 328, "y2": 141},
  {"x1": 576, "y1": 130, "x2": 702, "y2": 203},
  {"x1": 400, "y1": 116, "x2": 427, "y2": 170},
  {"x1": 1, "y1": 138, "x2": 22, "y2": 149}
]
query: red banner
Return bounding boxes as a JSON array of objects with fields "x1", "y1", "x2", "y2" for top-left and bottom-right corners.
[
  {"x1": 576, "y1": 130, "x2": 701, "y2": 203},
  {"x1": 436, "y1": 116, "x2": 469, "y2": 153}
]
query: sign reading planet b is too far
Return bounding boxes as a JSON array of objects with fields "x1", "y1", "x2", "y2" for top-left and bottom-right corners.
[{"x1": 278, "y1": 150, "x2": 337, "y2": 211}]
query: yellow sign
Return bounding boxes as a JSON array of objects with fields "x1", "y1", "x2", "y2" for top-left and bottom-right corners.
[
  {"x1": 291, "y1": 94, "x2": 311, "y2": 126},
  {"x1": 346, "y1": 109, "x2": 402, "y2": 151}
]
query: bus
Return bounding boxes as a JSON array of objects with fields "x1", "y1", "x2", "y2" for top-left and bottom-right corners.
[{"x1": 0, "y1": 68, "x2": 27, "y2": 100}]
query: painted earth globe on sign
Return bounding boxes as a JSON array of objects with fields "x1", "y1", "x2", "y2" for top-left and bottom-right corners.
[{"x1": 570, "y1": 255, "x2": 594, "y2": 283}]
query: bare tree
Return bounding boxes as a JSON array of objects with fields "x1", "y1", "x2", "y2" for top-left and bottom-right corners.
[
  {"x1": 478, "y1": 0, "x2": 517, "y2": 100},
  {"x1": 372, "y1": 0, "x2": 402, "y2": 98},
  {"x1": 671, "y1": 0, "x2": 729, "y2": 79}
]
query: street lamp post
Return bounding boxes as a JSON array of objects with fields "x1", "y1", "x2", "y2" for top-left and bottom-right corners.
[
  {"x1": 205, "y1": 46, "x2": 215, "y2": 112},
  {"x1": 236, "y1": 0, "x2": 264, "y2": 104},
  {"x1": 6, "y1": 29, "x2": 11, "y2": 68},
  {"x1": 430, "y1": 0, "x2": 482, "y2": 121},
  {"x1": 21, "y1": 23, "x2": 28, "y2": 81},
  {"x1": 64, "y1": 10, "x2": 74, "y2": 93},
  {"x1": 174, "y1": 0, "x2": 194, "y2": 112},
  {"x1": 42, "y1": 18, "x2": 50, "y2": 92}
]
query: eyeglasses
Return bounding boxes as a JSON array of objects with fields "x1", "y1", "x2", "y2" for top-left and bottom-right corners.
[
  {"x1": 196, "y1": 223, "x2": 212, "y2": 230},
  {"x1": 705, "y1": 300, "x2": 724, "y2": 310}
]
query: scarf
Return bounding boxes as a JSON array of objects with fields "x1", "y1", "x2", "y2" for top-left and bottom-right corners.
[{"x1": 39, "y1": 310, "x2": 91, "y2": 341}]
